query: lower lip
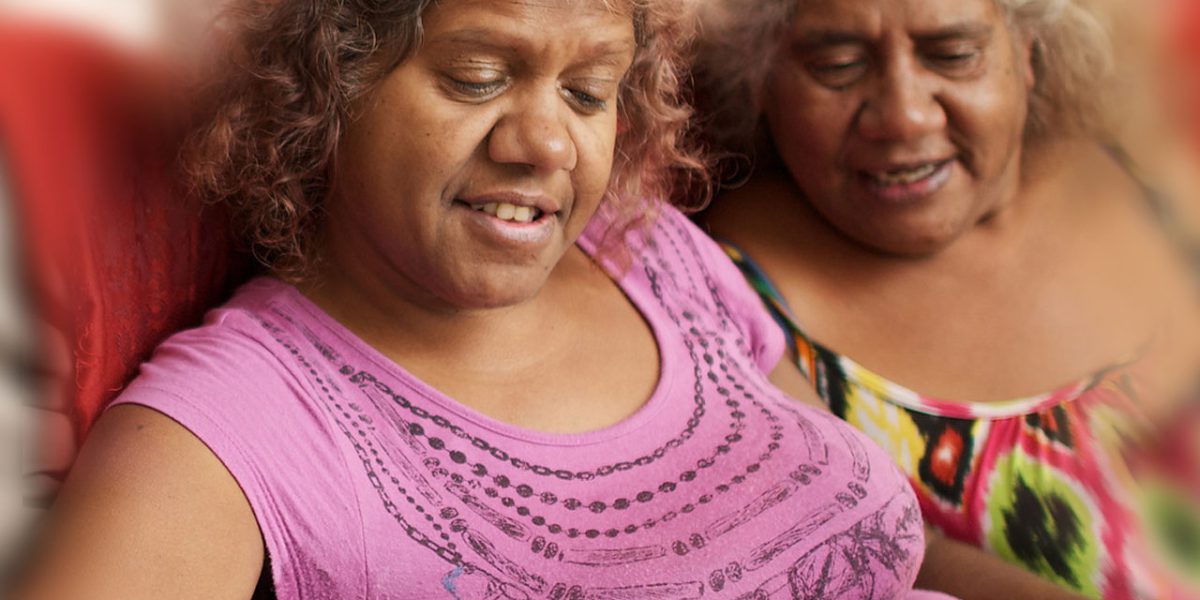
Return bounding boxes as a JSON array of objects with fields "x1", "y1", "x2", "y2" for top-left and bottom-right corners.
[
  {"x1": 456, "y1": 202, "x2": 557, "y2": 246},
  {"x1": 858, "y1": 161, "x2": 954, "y2": 204}
]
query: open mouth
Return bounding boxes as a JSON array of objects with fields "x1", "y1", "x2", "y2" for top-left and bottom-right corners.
[
  {"x1": 863, "y1": 159, "x2": 953, "y2": 186},
  {"x1": 855, "y1": 158, "x2": 955, "y2": 203},
  {"x1": 470, "y1": 201, "x2": 545, "y2": 224},
  {"x1": 463, "y1": 199, "x2": 556, "y2": 225}
]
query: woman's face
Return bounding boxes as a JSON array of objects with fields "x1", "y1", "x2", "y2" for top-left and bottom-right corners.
[
  {"x1": 324, "y1": 0, "x2": 635, "y2": 310},
  {"x1": 763, "y1": 0, "x2": 1033, "y2": 256}
]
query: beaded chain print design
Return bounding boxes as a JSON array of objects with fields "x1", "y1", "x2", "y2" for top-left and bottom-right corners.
[{"x1": 265, "y1": 211, "x2": 922, "y2": 598}]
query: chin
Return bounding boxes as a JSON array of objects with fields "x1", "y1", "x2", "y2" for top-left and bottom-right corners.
[
  {"x1": 442, "y1": 271, "x2": 550, "y2": 311},
  {"x1": 878, "y1": 237, "x2": 956, "y2": 257},
  {"x1": 459, "y1": 292, "x2": 539, "y2": 310},
  {"x1": 845, "y1": 224, "x2": 964, "y2": 258}
]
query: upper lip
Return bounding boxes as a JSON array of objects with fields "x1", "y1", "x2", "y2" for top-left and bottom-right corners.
[{"x1": 457, "y1": 191, "x2": 563, "y2": 215}]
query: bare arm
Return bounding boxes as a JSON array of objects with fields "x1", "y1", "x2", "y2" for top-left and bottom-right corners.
[
  {"x1": 12, "y1": 405, "x2": 264, "y2": 600},
  {"x1": 917, "y1": 526, "x2": 1089, "y2": 600},
  {"x1": 771, "y1": 357, "x2": 1087, "y2": 599}
]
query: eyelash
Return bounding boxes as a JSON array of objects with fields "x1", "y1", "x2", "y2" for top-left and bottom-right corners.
[
  {"x1": 566, "y1": 88, "x2": 608, "y2": 112},
  {"x1": 927, "y1": 49, "x2": 980, "y2": 70},
  {"x1": 449, "y1": 77, "x2": 505, "y2": 97},
  {"x1": 813, "y1": 60, "x2": 865, "y2": 73},
  {"x1": 448, "y1": 76, "x2": 609, "y2": 113},
  {"x1": 808, "y1": 59, "x2": 868, "y2": 88},
  {"x1": 806, "y1": 45, "x2": 983, "y2": 87}
]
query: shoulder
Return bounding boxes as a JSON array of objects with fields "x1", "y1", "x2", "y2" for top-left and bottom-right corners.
[
  {"x1": 114, "y1": 276, "x2": 356, "y2": 476},
  {"x1": 630, "y1": 201, "x2": 790, "y2": 374},
  {"x1": 94, "y1": 277, "x2": 369, "y2": 597},
  {"x1": 16, "y1": 403, "x2": 264, "y2": 599},
  {"x1": 123, "y1": 277, "x2": 328, "y2": 408}
]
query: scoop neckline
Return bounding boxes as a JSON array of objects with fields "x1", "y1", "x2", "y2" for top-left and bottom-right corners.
[
  {"x1": 255, "y1": 236, "x2": 678, "y2": 447},
  {"x1": 721, "y1": 239, "x2": 1144, "y2": 419},
  {"x1": 813, "y1": 337, "x2": 1134, "y2": 420}
]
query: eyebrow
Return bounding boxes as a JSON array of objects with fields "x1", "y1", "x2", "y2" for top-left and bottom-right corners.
[
  {"x1": 792, "y1": 22, "x2": 994, "y2": 48},
  {"x1": 427, "y1": 29, "x2": 636, "y2": 65},
  {"x1": 912, "y1": 23, "x2": 995, "y2": 43}
]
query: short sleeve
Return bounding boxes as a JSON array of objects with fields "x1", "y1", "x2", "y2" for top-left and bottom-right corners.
[
  {"x1": 108, "y1": 313, "x2": 367, "y2": 599},
  {"x1": 664, "y1": 207, "x2": 788, "y2": 374}
]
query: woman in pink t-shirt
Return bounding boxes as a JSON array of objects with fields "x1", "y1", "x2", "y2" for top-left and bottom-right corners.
[{"x1": 14, "y1": 0, "x2": 955, "y2": 598}]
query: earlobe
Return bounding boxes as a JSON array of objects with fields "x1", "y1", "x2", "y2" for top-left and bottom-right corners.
[{"x1": 1022, "y1": 36, "x2": 1036, "y2": 90}]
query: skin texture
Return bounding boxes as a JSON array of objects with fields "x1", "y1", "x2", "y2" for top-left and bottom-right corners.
[
  {"x1": 762, "y1": 0, "x2": 1033, "y2": 257},
  {"x1": 316, "y1": 0, "x2": 634, "y2": 313},
  {"x1": 704, "y1": 0, "x2": 1199, "y2": 597},
  {"x1": 302, "y1": 0, "x2": 666, "y2": 434},
  {"x1": 15, "y1": 5, "x2": 833, "y2": 595},
  {"x1": 17, "y1": 2, "x2": 815, "y2": 598},
  {"x1": 709, "y1": 0, "x2": 1197, "y2": 405},
  {"x1": 13, "y1": 404, "x2": 266, "y2": 600},
  {"x1": 12, "y1": 5, "x2": 833, "y2": 595}
]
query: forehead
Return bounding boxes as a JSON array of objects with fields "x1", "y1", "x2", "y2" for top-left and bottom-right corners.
[
  {"x1": 418, "y1": 0, "x2": 638, "y2": 61},
  {"x1": 422, "y1": 0, "x2": 635, "y2": 32},
  {"x1": 788, "y1": 0, "x2": 1004, "y2": 34}
]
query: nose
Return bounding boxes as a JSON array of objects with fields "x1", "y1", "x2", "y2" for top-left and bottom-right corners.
[
  {"x1": 488, "y1": 89, "x2": 578, "y2": 173},
  {"x1": 856, "y1": 59, "x2": 947, "y2": 142}
]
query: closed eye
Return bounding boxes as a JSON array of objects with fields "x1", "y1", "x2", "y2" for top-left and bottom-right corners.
[
  {"x1": 929, "y1": 50, "x2": 979, "y2": 66},
  {"x1": 566, "y1": 88, "x2": 608, "y2": 112},
  {"x1": 920, "y1": 38, "x2": 987, "y2": 75},
  {"x1": 812, "y1": 60, "x2": 865, "y2": 72},
  {"x1": 447, "y1": 77, "x2": 506, "y2": 98},
  {"x1": 807, "y1": 58, "x2": 868, "y2": 88},
  {"x1": 561, "y1": 77, "x2": 618, "y2": 114}
]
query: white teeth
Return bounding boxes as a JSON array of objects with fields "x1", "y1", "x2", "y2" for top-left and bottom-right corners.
[
  {"x1": 472, "y1": 201, "x2": 539, "y2": 223},
  {"x1": 872, "y1": 163, "x2": 938, "y2": 185}
]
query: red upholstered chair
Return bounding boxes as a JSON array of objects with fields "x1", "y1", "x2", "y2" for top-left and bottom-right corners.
[
  {"x1": 0, "y1": 20, "x2": 249, "y2": 484},
  {"x1": 1172, "y1": 0, "x2": 1200, "y2": 145}
]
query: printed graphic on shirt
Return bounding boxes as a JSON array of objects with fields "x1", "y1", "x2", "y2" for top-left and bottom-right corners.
[{"x1": 250, "y1": 214, "x2": 924, "y2": 598}]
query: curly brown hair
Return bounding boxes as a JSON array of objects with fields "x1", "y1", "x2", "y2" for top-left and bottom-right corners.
[{"x1": 184, "y1": 0, "x2": 707, "y2": 280}]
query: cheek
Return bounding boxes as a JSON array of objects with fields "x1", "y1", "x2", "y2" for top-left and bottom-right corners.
[
  {"x1": 574, "y1": 118, "x2": 620, "y2": 196},
  {"x1": 949, "y1": 79, "x2": 1028, "y2": 160},
  {"x1": 383, "y1": 83, "x2": 496, "y2": 175},
  {"x1": 766, "y1": 77, "x2": 848, "y2": 160},
  {"x1": 767, "y1": 98, "x2": 850, "y2": 195}
]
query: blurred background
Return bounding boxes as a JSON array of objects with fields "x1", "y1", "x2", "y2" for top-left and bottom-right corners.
[
  {"x1": 0, "y1": 0, "x2": 241, "y2": 590},
  {"x1": 0, "y1": 0, "x2": 1195, "y2": 595},
  {"x1": 0, "y1": 0, "x2": 217, "y2": 53}
]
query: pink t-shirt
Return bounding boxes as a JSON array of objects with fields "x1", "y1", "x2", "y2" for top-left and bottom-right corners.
[{"x1": 113, "y1": 205, "x2": 949, "y2": 599}]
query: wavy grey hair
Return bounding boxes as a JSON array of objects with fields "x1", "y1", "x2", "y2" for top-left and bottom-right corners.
[{"x1": 692, "y1": 0, "x2": 1117, "y2": 159}]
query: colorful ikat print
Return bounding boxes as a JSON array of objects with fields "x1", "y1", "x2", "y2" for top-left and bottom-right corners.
[{"x1": 723, "y1": 241, "x2": 1200, "y2": 600}]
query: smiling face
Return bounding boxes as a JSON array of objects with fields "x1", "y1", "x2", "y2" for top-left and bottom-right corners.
[
  {"x1": 320, "y1": 0, "x2": 635, "y2": 311},
  {"x1": 763, "y1": 0, "x2": 1033, "y2": 256}
]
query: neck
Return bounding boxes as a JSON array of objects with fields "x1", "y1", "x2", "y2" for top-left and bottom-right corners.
[{"x1": 297, "y1": 243, "x2": 593, "y2": 371}]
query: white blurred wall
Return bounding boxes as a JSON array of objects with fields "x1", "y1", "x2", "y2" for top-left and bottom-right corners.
[{"x1": 0, "y1": 0, "x2": 218, "y2": 54}]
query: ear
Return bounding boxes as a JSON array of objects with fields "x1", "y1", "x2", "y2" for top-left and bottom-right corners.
[{"x1": 1020, "y1": 33, "x2": 1036, "y2": 90}]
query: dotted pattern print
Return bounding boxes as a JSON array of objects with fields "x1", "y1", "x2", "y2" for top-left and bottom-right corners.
[{"x1": 251, "y1": 210, "x2": 924, "y2": 599}]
